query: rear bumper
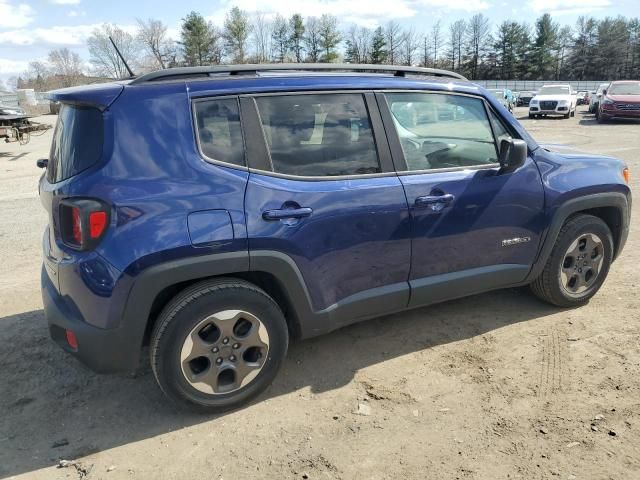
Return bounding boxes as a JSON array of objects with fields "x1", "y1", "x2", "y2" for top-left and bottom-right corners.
[{"x1": 42, "y1": 266, "x2": 141, "y2": 373}]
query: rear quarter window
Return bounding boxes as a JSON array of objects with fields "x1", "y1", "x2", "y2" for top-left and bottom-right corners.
[{"x1": 47, "y1": 105, "x2": 104, "y2": 183}]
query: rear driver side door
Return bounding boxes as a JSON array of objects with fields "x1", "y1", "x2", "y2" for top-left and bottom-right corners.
[{"x1": 242, "y1": 92, "x2": 412, "y2": 330}]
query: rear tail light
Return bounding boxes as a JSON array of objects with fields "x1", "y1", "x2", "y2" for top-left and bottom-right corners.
[
  {"x1": 623, "y1": 167, "x2": 630, "y2": 184},
  {"x1": 89, "y1": 211, "x2": 107, "y2": 238},
  {"x1": 65, "y1": 329, "x2": 78, "y2": 350},
  {"x1": 60, "y1": 198, "x2": 110, "y2": 250}
]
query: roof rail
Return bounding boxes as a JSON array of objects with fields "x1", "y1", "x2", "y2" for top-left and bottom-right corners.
[{"x1": 129, "y1": 63, "x2": 467, "y2": 84}]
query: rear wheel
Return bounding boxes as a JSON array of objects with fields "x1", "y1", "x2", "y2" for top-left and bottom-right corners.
[
  {"x1": 151, "y1": 278, "x2": 289, "y2": 412},
  {"x1": 530, "y1": 215, "x2": 613, "y2": 307}
]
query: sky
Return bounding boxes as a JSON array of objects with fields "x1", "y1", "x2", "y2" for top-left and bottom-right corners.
[{"x1": 0, "y1": 0, "x2": 636, "y2": 85}]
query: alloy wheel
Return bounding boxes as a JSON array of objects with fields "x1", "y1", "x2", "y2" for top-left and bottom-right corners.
[
  {"x1": 559, "y1": 233, "x2": 605, "y2": 297},
  {"x1": 180, "y1": 310, "x2": 270, "y2": 395}
]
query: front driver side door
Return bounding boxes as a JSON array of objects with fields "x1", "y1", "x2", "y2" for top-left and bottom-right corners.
[{"x1": 377, "y1": 91, "x2": 546, "y2": 307}]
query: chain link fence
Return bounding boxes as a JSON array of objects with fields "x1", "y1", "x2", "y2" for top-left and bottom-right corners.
[{"x1": 474, "y1": 80, "x2": 609, "y2": 92}]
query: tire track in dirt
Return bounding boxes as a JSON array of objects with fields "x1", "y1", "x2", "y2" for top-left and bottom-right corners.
[{"x1": 537, "y1": 327, "x2": 568, "y2": 401}]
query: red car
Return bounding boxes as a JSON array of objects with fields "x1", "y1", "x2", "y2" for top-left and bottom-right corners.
[{"x1": 598, "y1": 80, "x2": 640, "y2": 123}]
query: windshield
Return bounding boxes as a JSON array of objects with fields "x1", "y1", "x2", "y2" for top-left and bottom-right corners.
[
  {"x1": 520, "y1": 91, "x2": 534, "y2": 97},
  {"x1": 538, "y1": 86, "x2": 571, "y2": 95},
  {"x1": 608, "y1": 83, "x2": 640, "y2": 95}
]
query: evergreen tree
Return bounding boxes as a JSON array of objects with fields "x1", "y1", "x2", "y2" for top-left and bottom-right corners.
[
  {"x1": 318, "y1": 14, "x2": 341, "y2": 62},
  {"x1": 532, "y1": 13, "x2": 559, "y2": 78},
  {"x1": 180, "y1": 11, "x2": 220, "y2": 66},
  {"x1": 223, "y1": 7, "x2": 250, "y2": 63},
  {"x1": 271, "y1": 14, "x2": 290, "y2": 63},
  {"x1": 370, "y1": 27, "x2": 387, "y2": 64},
  {"x1": 289, "y1": 14, "x2": 305, "y2": 63}
]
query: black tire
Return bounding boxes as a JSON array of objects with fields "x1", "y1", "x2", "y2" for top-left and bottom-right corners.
[
  {"x1": 530, "y1": 215, "x2": 613, "y2": 307},
  {"x1": 150, "y1": 278, "x2": 289, "y2": 412},
  {"x1": 564, "y1": 112, "x2": 570, "y2": 119},
  {"x1": 528, "y1": 113, "x2": 534, "y2": 119},
  {"x1": 570, "y1": 108, "x2": 575, "y2": 118},
  {"x1": 597, "y1": 112, "x2": 607, "y2": 124}
]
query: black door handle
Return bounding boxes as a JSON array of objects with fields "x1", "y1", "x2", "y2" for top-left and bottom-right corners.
[
  {"x1": 415, "y1": 193, "x2": 455, "y2": 209},
  {"x1": 262, "y1": 207, "x2": 313, "y2": 221}
]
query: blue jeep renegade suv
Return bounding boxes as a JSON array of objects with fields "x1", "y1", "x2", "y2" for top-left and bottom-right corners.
[{"x1": 39, "y1": 64, "x2": 631, "y2": 411}]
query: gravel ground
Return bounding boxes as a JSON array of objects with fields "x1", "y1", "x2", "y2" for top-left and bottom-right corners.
[{"x1": 0, "y1": 107, "x2": 638, "y2": 480}]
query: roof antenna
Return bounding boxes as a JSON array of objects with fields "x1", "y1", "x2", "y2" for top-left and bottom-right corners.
[{"x1": 109, "y1": 35, "x2": 135, "y2": 78}]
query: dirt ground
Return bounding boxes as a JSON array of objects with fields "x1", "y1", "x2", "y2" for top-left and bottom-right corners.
[{"x1": 0, "y1": 107, "x2": 638, "y2": 480}]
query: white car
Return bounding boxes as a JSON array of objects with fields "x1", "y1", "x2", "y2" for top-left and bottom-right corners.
[
  {"x1": 529, "y1": 84, "x2": 577, "y2": 119},
  {"x1": 589, "y1": 83, "x2": 610, "y2": 113}
]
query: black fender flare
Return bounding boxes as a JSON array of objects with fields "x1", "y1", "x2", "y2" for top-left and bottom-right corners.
[
  {"x1": 118, "y1": 250, "x2": 320, "y2": 370},
  {"x1": 523, "y1": 192, "x2": 630, "y2": 283}
]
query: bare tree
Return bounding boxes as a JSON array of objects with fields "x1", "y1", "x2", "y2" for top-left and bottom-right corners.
[
  {"x1": 251, "y1": 13, "x2": 272, "y2": 63},
  {"x1": 136, "y1": 18, "x2": 175, "y2": 69},
  {"x1": 48, "y1": 48, "x2": 83, "y2": 87},
  {"x1": 431, "y1": 20, "x2": 443, "y2": 67},
  {"x1": 465, "y1": 14, "x2": 491, "y2": 79},
  {"x1": 400, "y1": 28, "x2": 420, "y2": 66},
  {"x1": 345, "y1": 25, "x2": 371, "y2": 63},
  {"x1": 304, "y1": 16, "x2": 322, "y2": 63},
  {"x1": 25, "y1": 61, "x2": 50, "y2": 90},
  {"x1": 88, "y1": 24, "x2": 140, "y2": 78},
  {"x1": 448, "y1": 20, "x2": 466, "y2": 71},
  {"x1": 385, "y1": 21, "x2": 403, "y2": 64}
]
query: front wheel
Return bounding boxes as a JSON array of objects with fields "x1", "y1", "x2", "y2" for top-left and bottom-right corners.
[
  {"x1": 151, "y1": 278, "x2": 289, "y2": 412},
  {"x1": 530, "y1": 215, "x2": 613, "y2": 307}
]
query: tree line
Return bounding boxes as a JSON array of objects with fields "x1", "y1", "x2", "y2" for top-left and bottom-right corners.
[{"x1": 13, "y1": 9, "x2": 640, "y2": 91}]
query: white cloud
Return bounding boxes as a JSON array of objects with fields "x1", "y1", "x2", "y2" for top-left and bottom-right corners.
[
  {"x1": 0, "y1": 57, "x2": 30, "y2": 75},
  {"x1": 67, "y1": 9, "x2": 86, "y2": 17},
  {"x1": 50, "y1": 0, "x2": 81, "y2": 4},
  {"x1": 206, "y1": 0, "x2": 491, "y2": 28},
  {"x1": 0, "y1": 0, "x2": 35, "y2": 29},
  {"x1": 528, "y1": 0, "x2": 610, "y2": 14},
  {"x1": 0, "y1": 23, "x2": 138, "y2": 46},
  {"x1": 418, "y1": 0, "x2": 490, "y2": 11},
  {"x1": 208, "y1": 0, "x2": 417, "y2": 28}
]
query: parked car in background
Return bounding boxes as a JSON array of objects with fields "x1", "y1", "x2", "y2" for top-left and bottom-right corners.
[
  {"x1": 40, "y1": 64, "x2": 630, "y2": 411},
  {"x1": 488, "y1": 88, "x2": 515, "y2": 112},
  {"x1": 589, "y1": 83, "x2": 610, "y2": 113},
  {"x1": 576, "y1": 91, "x2": 589, "y2": 105},
  {"x1": 529, "y1": 84, "x2": 577, "y2": 119},
  {"x1": 0, "y1": 103, "x2": 26, "y2": 116},
  {"x1": 517, "y1": 91, "x2": 536, "y2": 106},
  {"x1": 597, "y1": 80, "x2": 640, "y2": 123}
]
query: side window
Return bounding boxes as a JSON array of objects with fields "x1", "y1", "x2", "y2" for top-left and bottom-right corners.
[
  {"x1": 487, "y1": 108, "x2": 512, "y2": 147},
  {"x1": 194, "y1": 97, "x2": 245, "y2": 167},
  {"x1": 385, "y1": 93, "x2": 500, "y2": 171},
  {"x1": 254, "y1": 94, "x2": 381, "y2": 177}
]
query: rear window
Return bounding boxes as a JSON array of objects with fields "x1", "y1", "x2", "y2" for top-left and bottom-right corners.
[
  {"x1": 47, "y1": 105, "x2": 103, "y2": 183},
  {"x1": 255, "y1": 94, "x2": 381, "y2": 177},
  {"x1": 194, "y1": 97, "x2": 245, "y2": 167}
]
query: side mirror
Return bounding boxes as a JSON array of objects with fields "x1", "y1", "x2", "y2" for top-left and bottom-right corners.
[
  {"x1": 36, "y1": 159, "x2": 48, "y2": 169},
  {"x1": 602, "y1": 89, "x2": 607, "y2": 96},
  {"x1": 498, "y1": 138, "x2": 527, "y2": 174}
]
